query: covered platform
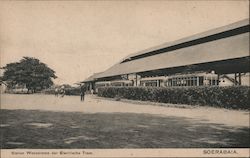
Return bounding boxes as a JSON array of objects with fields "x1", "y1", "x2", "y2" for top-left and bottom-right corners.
[{"x1": 82, "y1": 19, "x2": 249, "y2": 88}]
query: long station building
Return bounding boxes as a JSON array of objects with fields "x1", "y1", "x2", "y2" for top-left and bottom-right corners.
[{"x1": 82, "y1": 19, "x2": 250, "y2": 92}]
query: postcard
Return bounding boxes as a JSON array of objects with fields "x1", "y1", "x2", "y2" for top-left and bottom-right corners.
[{"x1": 0, "y1": 1, "x2": 249, "y2": 158}]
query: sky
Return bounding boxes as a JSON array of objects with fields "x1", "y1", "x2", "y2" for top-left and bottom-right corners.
[{"x1": 0, "y1": 1, "x2": 249, "y2": 85}]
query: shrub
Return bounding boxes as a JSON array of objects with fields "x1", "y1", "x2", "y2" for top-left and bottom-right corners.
[
  {"x1": 65, "y1": 87, "x2": 81, "y2": 95},
  {"x1": 97, "y1": 86, "x2": 250, "y2": 110},
  {"x1": 42, "y1": 87, "x2": 81, "y2": 96},
  {"x1": 42, "y1": 88, "x2": 55, "y2": 94}
]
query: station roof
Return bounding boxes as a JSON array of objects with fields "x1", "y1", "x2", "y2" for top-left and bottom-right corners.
[
  {"x1": 121, "y1": 19, "x2": 249, "y2": 62},
  {"x1": 84, "y1": 19, "x2": 249, "y2": 81},
  {"x1": 81, "y1": 72, "x2": 102, "y2": 83}
]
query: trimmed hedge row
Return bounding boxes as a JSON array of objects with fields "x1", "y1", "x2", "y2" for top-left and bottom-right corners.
[
  {"x1": 42, "y1": 89, "x2": 55, "y2": 94},
  {"x1": 43, "y1": 87, "x2": 81, "y2": 96},
  {"x1": 97, "y1": 86, "x2": 250, "y2": 110}
]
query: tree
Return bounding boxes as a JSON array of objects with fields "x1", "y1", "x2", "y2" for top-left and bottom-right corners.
[{"x1": 2, "y1": 57, "x2": 57, "y2": 93}]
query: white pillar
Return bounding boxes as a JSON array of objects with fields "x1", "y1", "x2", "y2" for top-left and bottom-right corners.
[{"x1": 197, "y1": 76, "x2": 199, "y2": 86}]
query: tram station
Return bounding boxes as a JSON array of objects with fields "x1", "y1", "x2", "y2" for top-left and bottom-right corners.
[{"x1": 82, "y1": 19, "x2": 250, "y2": 92}]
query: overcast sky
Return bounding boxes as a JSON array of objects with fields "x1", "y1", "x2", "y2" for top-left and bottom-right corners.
[{"x1": 0, "y1": 1, "x2": 249, "y2": 85}]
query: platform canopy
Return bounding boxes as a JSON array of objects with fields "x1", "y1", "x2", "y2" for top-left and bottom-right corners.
[
  {"x1": 94, "y1": 19, "x2": 249, "y2": 80},
  {"x1": 81, "y1": 19, "x2": 249, "y2": 83},
  {"x1": 136, "y1": 56, "x2": 250, "y2": 77}
]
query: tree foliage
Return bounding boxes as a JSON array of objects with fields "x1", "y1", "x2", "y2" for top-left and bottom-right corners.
[{"x1": 2, "y1": 57, "x2": 57, "y2": 92}]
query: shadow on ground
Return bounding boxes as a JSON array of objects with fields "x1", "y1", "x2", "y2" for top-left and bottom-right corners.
[{"x1": 0, "y1": 109, "x2": 249, "y2": 148}]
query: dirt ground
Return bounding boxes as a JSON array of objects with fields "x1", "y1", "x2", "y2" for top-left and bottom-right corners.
[
  {"x1": 0, "y1": 94, "x2": 249, "y2": 148},
  {"x1": 1, "y1": 94, "x2": 249, "y2": 127}
]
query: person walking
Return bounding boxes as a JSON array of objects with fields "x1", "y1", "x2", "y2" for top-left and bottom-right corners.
[
  {"x1": 60, "y1": 86, "x2": 65, "y2": 98},
  {"x1": 55, "y1": 88, "x2": 59, "y2": 97},
  {"x1": 80, "y1": 85, "x2": 86, "y2": 101}
]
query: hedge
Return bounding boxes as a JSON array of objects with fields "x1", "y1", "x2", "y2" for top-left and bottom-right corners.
[
  {"x1": 97, "y1": 86, "x2": 250, "y2": 110},
  {"x1": 43, "y1": 87, "x2": 81, "y2": 96}
]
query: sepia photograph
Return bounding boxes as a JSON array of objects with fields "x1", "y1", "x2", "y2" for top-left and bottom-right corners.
[{"x1": 0, "y1": 0, "x2": 249, "y2": 157}]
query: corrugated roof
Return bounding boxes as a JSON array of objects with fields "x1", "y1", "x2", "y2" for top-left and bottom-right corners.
[{"x1": 95, "y1": 19, "x2": 249, "y2": 79}]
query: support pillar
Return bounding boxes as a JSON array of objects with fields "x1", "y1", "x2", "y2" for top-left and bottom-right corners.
[
  {"x1": 197, "y1": 76, "x2": 199, "y2": 86},
  {"x1": 217, "y1": 74, "x2": 220, "y2": 86},
  {"x1": 135, "y1": 74, "x2": 138, "y2": 86},
  {"x1": 157, "y1": 80, "x2": 160, "y2": 87},
  {"x1": 234, "y1": 73, "x2": 237, "y2": 85},
  {"x1": 89, "y1": 82, "x2": 92, "y2": 91},
  {"x1": 239, "y1": 73, "x2": 241, "y2": 85}
]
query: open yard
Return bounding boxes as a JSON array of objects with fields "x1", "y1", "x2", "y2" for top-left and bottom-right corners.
[{"x1": 0, "y1": 94, "x2": 249, "y2": 148}]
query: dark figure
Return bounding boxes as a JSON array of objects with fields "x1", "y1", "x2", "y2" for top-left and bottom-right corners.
[
  {"x1": 55, "y1": 88, "x2": 59, "y2": 97},
  {"x1": 80, "y1": 85, "x2": 86, "y2": 101},
  {"x1": 60, "y1": 88, "x2": 65, "y2": 98}
]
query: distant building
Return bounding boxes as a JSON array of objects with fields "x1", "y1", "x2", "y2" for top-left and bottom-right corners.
[
  {"x1": 219, "y1": 73, "x2": 250, "y2": 87},
  {"x1": 82, "y1": 19, "x2": 249, "y2": 92},
  {"x1": 6, "y1": 84, "x2": 28, "y2": 93}
]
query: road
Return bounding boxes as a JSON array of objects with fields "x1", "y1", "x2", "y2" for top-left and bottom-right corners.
[{"x1": 1, "y1": 93, "x2": 249, "y2": 127}]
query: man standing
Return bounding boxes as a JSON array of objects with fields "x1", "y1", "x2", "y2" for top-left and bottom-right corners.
[{"x1": 80, "y1": 85, "x2": 86, "y2": 101}]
